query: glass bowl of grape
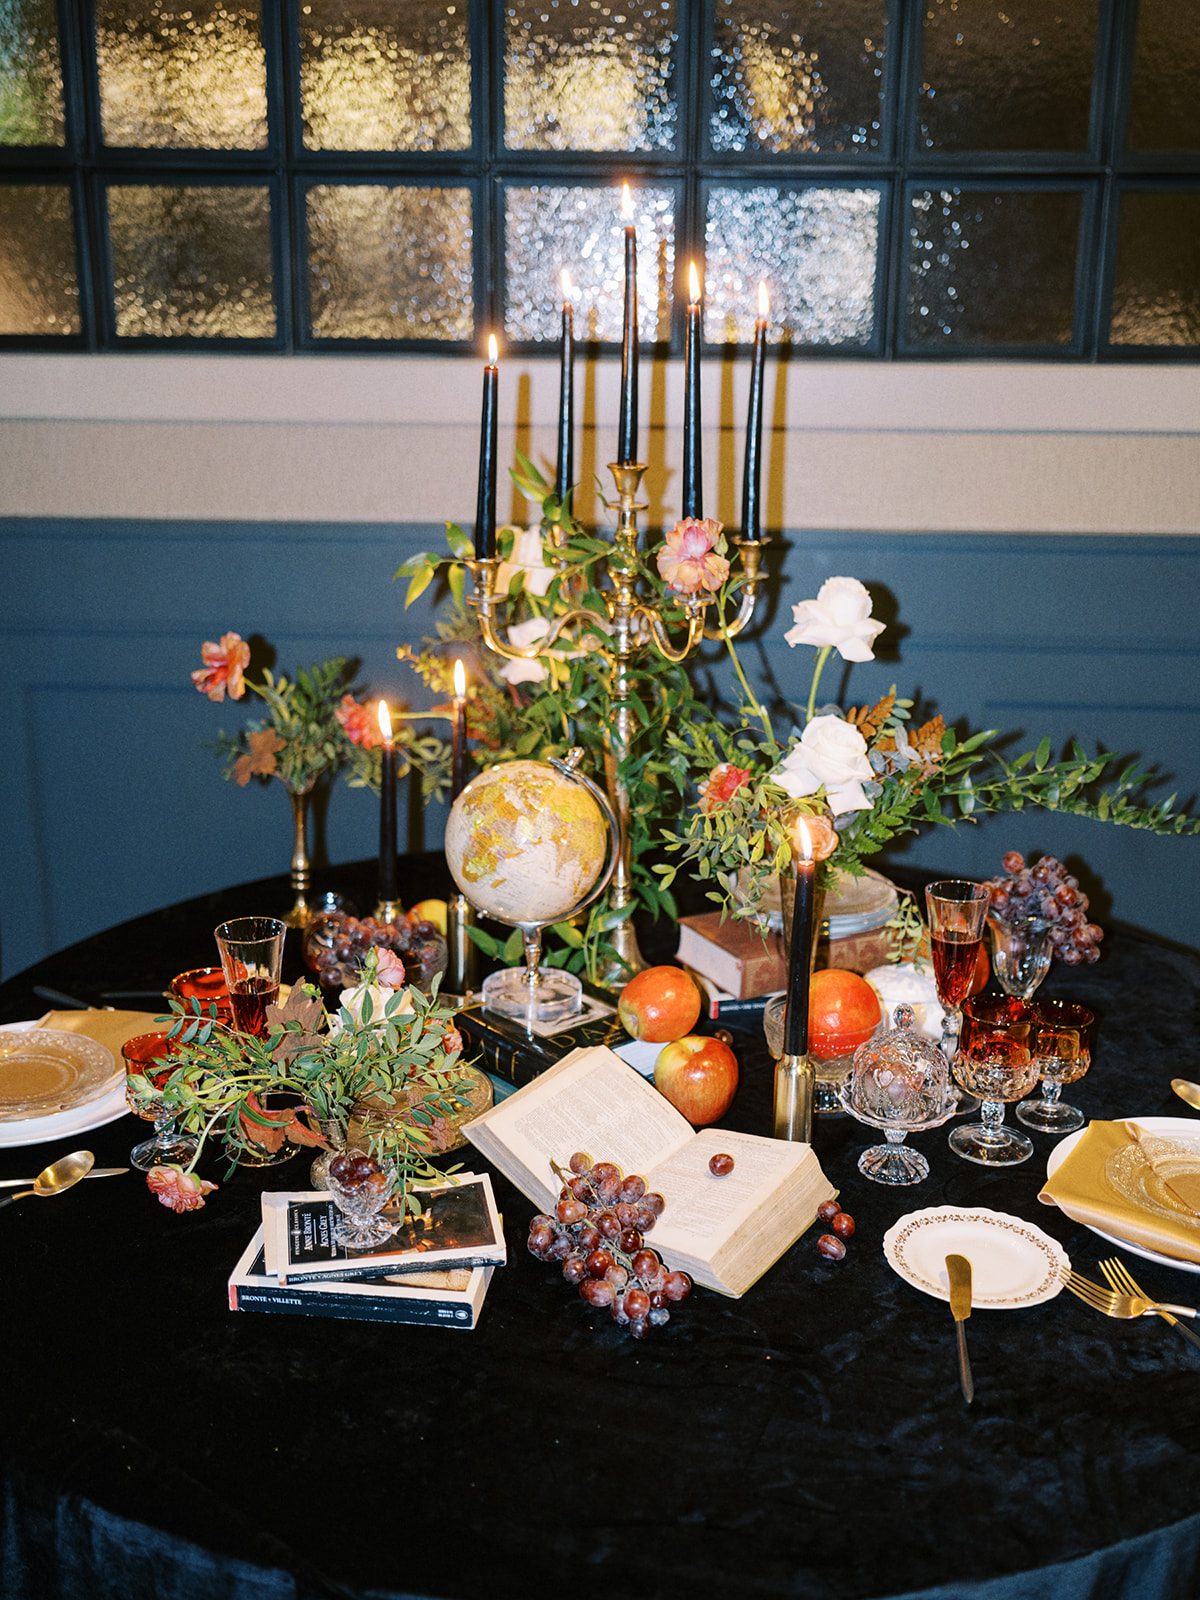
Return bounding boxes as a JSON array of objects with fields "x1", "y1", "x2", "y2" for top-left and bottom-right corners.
[
  {"x1": 325, "y1": 1148, "x2": 398, "y2": 1250},
  {"x1": 303, "y1": 909, "x2": 447, "y2": 995}
]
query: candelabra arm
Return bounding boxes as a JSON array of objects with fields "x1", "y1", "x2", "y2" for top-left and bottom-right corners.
[
  {"x1": 642, "y1": 602, "x2": 711, "y2": 663},
  {"x1": 467, "y1": 555, "x2": 602, "y2": 663},
  {"x1": 703, "y1": 537, "x2": 768, "y2": 642}
]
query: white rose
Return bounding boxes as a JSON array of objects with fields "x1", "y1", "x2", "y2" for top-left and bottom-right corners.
[
  {"x1": 336, "y1": 983, "x2": 415, "y2": 1029},
  {"x1": 495, "y1": 523, "x2": 555, "y2": 598},
  {"x1": 497, "y1": 616, "x2": 551, "y2": 685},
  {"x1": 785, "y1": 576, "x2": 885, "y2": 663},
  {"x1": 773, "y1": 716, "x2": 874, "y2": 814}
]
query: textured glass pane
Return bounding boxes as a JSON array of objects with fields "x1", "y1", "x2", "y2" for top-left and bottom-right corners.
[
  {"x1": 906, "y1": 189, "x2": 1080, "y2": 346},
  {"x1": 307, "y1": 185, "x2": 473, "y2": 341},
  {"x1": 0, "y1": 185, "x2": 77, "y2": 333},
  {"x1": 919, "y1": 0, "x2": 1098, "y2": 152},
  {"x1": 109, "y1": 185, "x2": 275, "y2": 338},
  {"x1": 1127, "y1": 0, "x2": 1200, "y2": 152},
  {"x1": 96, "y1": 0, "x2": 267, "y2": 149},
  {"x1": 710, "y1": 0, "x2": 886, "y2": 155},
  {"x1": 299, "y1": 1, "x2": 470, "y2": 151},
  {"x1": 504, "y1": 185, "x2": 674, "y2": 342},
  {"x1": 706, "y1": 185, "x2": 878, "y2": 346},
  {"x1": 0, "y1": 0, "x2": 63, "y2": 144},
  {"x1": 1110, "y1": 192, "x2": 1200, "y2": 347},
  {"x1": 505, "y1": 0, "x2": 677, "y2": 152}
]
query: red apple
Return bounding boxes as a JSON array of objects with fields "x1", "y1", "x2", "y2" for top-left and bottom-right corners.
[
  {"x1": 654, "y1": 1034, "x2": 739, "y2": 1126},
  {"x1": 618, "y1": 965, "x2": 702, "y2": 1044}
]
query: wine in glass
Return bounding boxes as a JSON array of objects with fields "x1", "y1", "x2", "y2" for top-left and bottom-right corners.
[
  {"x1": 214, "y1": 916, "x2": 286, "y2": 1039},
  {"x1": 122, "y1": 1032, "x2": 198, "y2": 1172},
  {"x1": 1017, "y1": 999, "x2": 1094, "y2": 1133},
  {"x1": 924, "y1": 879, "x2": 991, "y2": 1112},
  {"x1": 948, "y1": 996, "x2": 1041, "y2": 1165}
]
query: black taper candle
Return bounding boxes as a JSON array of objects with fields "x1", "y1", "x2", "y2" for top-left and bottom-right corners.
[
  {"x1": 556, "y1": 279, "x2": 574, "y2": 506},
  {"x1": 741, "y1": 291, "x2": 767, "y2": 540},
  {"x1": 682, "y1": 263, "x2": 702, "y2": 519},
  {"x1": 783, "y1": 851, "x2": 815, "y2": 1056},
  {"x1": 377, "y1": 703, "x2": 397, "y2": 906},
  {"x1": 474, "y1": 338, "x2": 498, "y2": 560},
  {"x1": 618, "y1": 187, "x2": 638, "y2": 465}
]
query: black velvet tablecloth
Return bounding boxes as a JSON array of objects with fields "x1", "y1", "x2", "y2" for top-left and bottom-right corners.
[{"x1": 2, "y1": 858, "x2": 1200, "y2": 1600}]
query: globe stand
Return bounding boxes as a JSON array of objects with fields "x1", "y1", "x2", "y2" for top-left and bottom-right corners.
[{"x1": 482, "y1": 927, "x2": 584, "y2": 1025}]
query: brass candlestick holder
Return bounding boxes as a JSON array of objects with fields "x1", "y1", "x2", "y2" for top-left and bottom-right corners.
[{"x1": 467, "y1": 461, "x2": 766, "y2": 988}]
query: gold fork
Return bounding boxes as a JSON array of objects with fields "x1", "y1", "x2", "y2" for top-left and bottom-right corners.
[
  {"x1": 1060, "y1": 1267, "x2": 1197, "y2": 1322},
  {"x1": 1099, "y1": 1257, "x2": 1200, "y2": 1354}
]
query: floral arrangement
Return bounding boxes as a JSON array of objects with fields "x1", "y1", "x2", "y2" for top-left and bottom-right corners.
[
  {"x1": 191, "y1": 630, "x2": 447, "y2": 799},
  {"x1": 138, "y1": 950, "x2": 466, "y2": 1214},
  {"x1": 398, "y1": 470, "x2": 1197, "y2": 959}
]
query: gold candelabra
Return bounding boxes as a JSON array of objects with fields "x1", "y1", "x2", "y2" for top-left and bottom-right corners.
[{"x1": 466, "y1": 460, "x2": 767, "y2": 987}]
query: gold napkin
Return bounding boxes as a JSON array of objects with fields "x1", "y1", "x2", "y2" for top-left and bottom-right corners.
[
  {"x1": 38, "y1": 1008, "x2": 168, "y2": 1063},
  {"x1": 1039, "y1": 1118, "x2": 1200, "y2": 1266}
]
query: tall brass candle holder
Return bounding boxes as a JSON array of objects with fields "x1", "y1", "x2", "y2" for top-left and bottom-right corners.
[{"x1": 465, "y1": 460, "x2": 767, "y2": 987}]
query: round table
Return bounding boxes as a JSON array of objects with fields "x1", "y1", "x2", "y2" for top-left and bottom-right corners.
[{"x1": 2, "y1": 858, "x2": 1199, "y2": 1600}]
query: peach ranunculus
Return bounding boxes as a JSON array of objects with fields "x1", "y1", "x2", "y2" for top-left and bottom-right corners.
[
  {"x1": 146, "y1": 1165, "x2": 218, "y2": 1212},
  {"x1": 785, "y1": 809, "x2": 840, "y2": 864},
  {"x1": 656, "y1": 518, "x2": 730, "y2": 596},
  {"x1": 699, "y1": 763, "x2": 753, "y2": 812},
  {"x1": 191, "y1": 632, "x2": 251, "y2": 702},
  {"x1": 335, "y1": 694, "x2": 383, "y2": 749}
]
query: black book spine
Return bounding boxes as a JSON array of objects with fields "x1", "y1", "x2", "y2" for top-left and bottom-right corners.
[
  {"x1": 280, "y1": 1251, "x2": 502, "y2": 1286},
  {"x1": 230, "y1": 1285, "x2": 477, "y2": 1327}
]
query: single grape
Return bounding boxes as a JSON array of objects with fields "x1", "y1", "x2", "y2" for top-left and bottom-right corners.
[
  {"x1": 628, "y1": 1318, "x2": 650, "y2": 1340},
  {"x1": 624, "y1": 1286, "x2": 650, "y2": 1320},
  {"x1": 605, "y1": 1263, "x2": 629, "y2": 1292},
  {"x1": 816, "y1": 1197, "x2": 841, "y2": 1223},
  {"x1": 619, "y1": 1174, "x2": 647, "y2": 1201},
  {"x1": 575, "y1": 1223, "x2": 601, "y2": 1253},
  {"x1": 595, "y1": 1209, "x2": 621, "y2": 1240},
  {"x1": 631, "y1": 1248, "x2": 660, "y2": 1279},
  {"x1": 831, "y1": 1211, "x2": 855, "y2": 1239},
  {"x1": 580, "y1": 1279, "x2": 615, "y2": 1308},
  {"x1": 569, "y1": 1151, "x2": 593, "y2": 1174},
  {"x1": 663, "y1": 1271, "x2": 692, "y2": 1302},
  {"x1": 556, "y1": 1196, "x2": 586, "y2": 1225},
  {"x1": 641, "y1": 1192, "x2": 666, "y2": 1217},
  {"x1": 619, "y1": 1228, "x2": 644, "y2": 1254},
  {"x1": 648, "y1": 1307, "x2": 670, "y2": 1327},
  {"x1": 586, "y1": 1248, "x2": 615, "y2": 1279},
  {"x1": 817, "y1": 1234, "x2": 847, "y2": 1260},
  {"x1": 708, "y1": 1152, "x2": 735, "y2": 1177},
  {"x1": 562, "y1": 1253, "x2": 588, "y2": 1284}
]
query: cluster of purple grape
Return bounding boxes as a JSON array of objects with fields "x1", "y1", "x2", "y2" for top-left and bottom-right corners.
[
  {"x1": 527, "y1": 1153, "x2": 692, "y2": 1340},
  {"x1": 303, "y1": 910, "x2": 444, "y2": 990},
  {"x1": 987, "y1": 852, "x2": 1103, "y2": 966}
]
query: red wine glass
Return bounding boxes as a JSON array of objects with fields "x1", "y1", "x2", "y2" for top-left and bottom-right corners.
[{"x1": 213, "y1": 916, "x2": 286, "y2": 1038}]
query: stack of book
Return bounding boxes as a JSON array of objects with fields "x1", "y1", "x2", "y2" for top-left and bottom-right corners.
[
  {"x1": 227, "y1": 1174, "x2": 506, "y2": 1329},
  {"x1": 675, "y1": 912, "x2": 788, "y2": 1003}
]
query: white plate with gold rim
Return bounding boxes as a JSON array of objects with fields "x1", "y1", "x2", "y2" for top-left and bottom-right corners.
[
  {"x1": 883, "y1": 1206, "x2": 1069, "y2": 1308},
  {"x1": 0, "y1": 1023, "x2": 128, "y2": 1148},
  {"x1": 1047, "y1": 1117, "x2": 1200, "y2": 1277}
]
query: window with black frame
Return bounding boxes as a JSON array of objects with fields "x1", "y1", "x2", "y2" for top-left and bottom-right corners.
[{"x1": 0, "y1": 0, "x2": 1196, "y2": 356}]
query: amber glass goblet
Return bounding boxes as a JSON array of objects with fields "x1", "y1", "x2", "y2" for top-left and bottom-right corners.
[
  {"x1": 1017, "y1": 999, "x2": 1094, "y2": 1133},
  {"x1": 122, "y1": 1032, "x2": 198, "y2": 1173},
  {"x1": 949, "y1": 997, "x2": 1041, "y2": 1166}
]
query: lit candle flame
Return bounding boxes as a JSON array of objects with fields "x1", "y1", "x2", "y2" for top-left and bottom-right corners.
[
  {"x1": 487, "y1": 333, "x2": 498, "y2": 364},
  {"x1": 377, "y1": 700, "x2": 393, "y2": 743},
  {"x1": 621, "y1": 183, "x2": 633, "y2": 222},
  {"x1": 562, "y1": 268, "x2": 573, "y2": 301},
  {"x1": 453, "y1": 658, "x2": 466, "y2": 700},
  {"x1": 759, "y1": 281, "x2": 769, "y2": 318},
  {"x1": 689, "y1": 261, "x2": 701, "y2": 303},
  {"x1": 795, "y1": 816, "x2": 813, "y2": 864}
]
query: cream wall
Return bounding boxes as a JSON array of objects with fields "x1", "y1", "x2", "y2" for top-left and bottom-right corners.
[{"x1": 1, "y1": 355, "x2": 1198, "y2": 534}]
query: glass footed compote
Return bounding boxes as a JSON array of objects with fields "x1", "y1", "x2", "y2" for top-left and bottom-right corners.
[
  {"x1": 949, "y1": 996, "x2": 1042, "y2": 1166},
  {"x1": 1017, "y1": 999, "x2": 1094, "y2": 1133},
  {"x1": 841, "y1": 1006, "x2": 958, "y2": 1184},
  {"x1": 988, "y1": 914, "x2": 1053, "y2": 1000},
  {"x1": 325, "y1": 1148, "x2": 398, "y2": 1250}
]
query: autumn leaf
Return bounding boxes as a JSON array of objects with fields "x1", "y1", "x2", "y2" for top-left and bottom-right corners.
[
  {"x1": 268, "y1": 984, "x2": 325, "y2": 1062},
  {"x1": 846, "y1": 691, "x2": 895, "y2": 744},
  {"x1": 232, "y1": 729, "x2": 285, "y2": 786}
]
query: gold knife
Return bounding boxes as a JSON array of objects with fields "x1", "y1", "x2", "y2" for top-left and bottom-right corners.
[
  {"x1": 0, "y1": 1167, "x2": 129, "y2": 1187},
  {"x1": 946, "y1": 1254, "x2": 975, "y2": 1405}
]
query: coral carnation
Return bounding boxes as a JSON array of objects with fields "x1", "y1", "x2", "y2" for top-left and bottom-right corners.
[
  {"x1": 192, "y1": 633, "x2": 251, "y2": 702},
  {"x1": 146, "y1": 1165, "x2": 217, "y2": 1212}
]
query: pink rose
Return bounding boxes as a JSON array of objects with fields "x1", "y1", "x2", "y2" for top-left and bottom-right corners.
[
  {"x1": 146, "y1": 1165, "x2": 218, "y2": 1212},
  {"x1": 191, "y1": 633, "x2": 251, "y2": 702},
  {"x1": 656, "y1": 518, "x2": 730, "y2": 595},
  {"x1": 374, "y1": 948, "x2": 408, "y2": 987}
]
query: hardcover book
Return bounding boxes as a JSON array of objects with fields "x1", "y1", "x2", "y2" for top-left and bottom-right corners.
[
  {"x1": 261, "y1": 1174, "x2": 506, "y2": 1285},
  {"x1": 463, "y1": 1045, "x2": 835, "y2": 1298},
  {"x1": 228, "y1": 1230, "x2": 494, "y2": 1329},
  {"x1": 455, "y1": 989, "x2": 625, "y2": 1087},
  {"x1": 675, "y1": 913, "x2": 788, "y2": 999}
]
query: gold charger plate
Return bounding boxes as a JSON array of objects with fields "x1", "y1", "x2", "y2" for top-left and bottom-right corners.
[{"x1": 0, "y1": 1029, "x2": 120, "y2": 1122}]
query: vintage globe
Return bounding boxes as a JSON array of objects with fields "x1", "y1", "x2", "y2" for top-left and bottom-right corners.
[{"x1": 445, "y1": 758, "x2": 611, "y2": 928}]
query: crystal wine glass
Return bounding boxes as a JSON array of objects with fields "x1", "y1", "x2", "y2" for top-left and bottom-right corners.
[
  {"x1": 925, "y1": 879, "x2": 990, "y2": 1112},
  {"x1": 121, "y1": 1032, "x2": 198, "y2": 1173},
  {"x1": 214, "y1": 916, "x2": 286, "y2": 1038},
  {"x1": 948, "y1": 996, "x2": 1042, "y2": 1166},
  {"x1": 988, "y1": 915, "x2": 1053, "y2": 1000},
  {"x1": 1017, "y1": 999, "x2": 1094, "y2": 1133}
]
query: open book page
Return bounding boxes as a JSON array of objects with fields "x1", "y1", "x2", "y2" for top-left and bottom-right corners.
[
  {"x1": 648, "y1": 1128, "x2": 815, "y2": 1258},
  {"x1": 463, "y1": 1047, "x2": 696, "y2": 1212}
]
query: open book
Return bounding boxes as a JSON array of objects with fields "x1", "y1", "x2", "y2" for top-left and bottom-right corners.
[{"x1": 463, "y1": 1046, "x2": 836, "y2": 1298}]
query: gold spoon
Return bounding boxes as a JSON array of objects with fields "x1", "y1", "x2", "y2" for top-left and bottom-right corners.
[
  {"x1": 0, "y1": 1149, "x2": 95, "y2": 1210},
  {"x1": 1172, "y1": 1079, "x2": 1200, "y2": 1113}
]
